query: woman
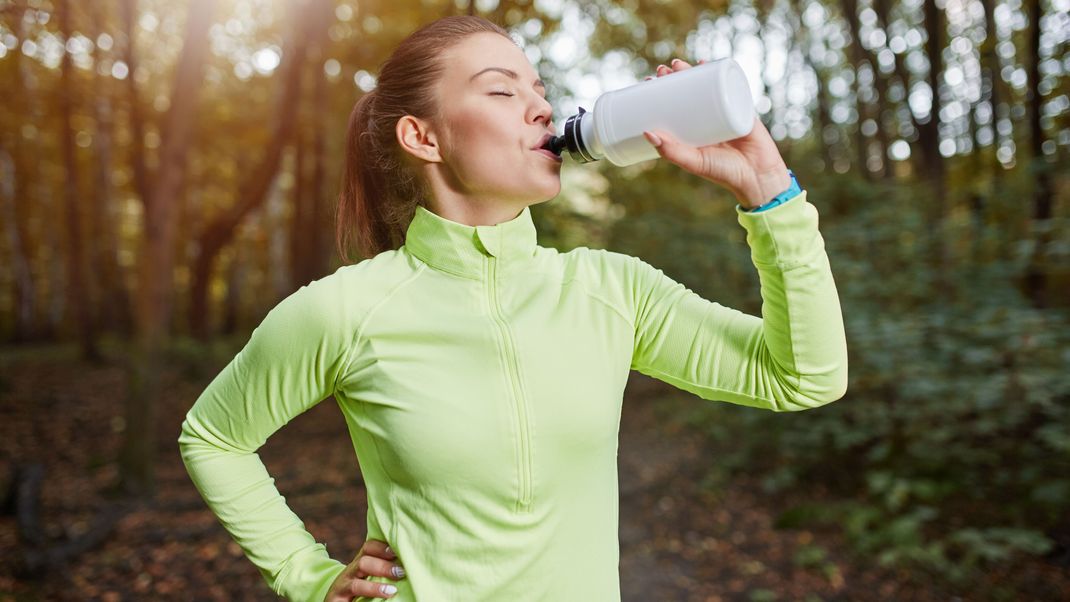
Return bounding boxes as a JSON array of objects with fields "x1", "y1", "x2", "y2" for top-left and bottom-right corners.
[{"x1": 178, "y1": 15, "x2": 848, "y2": 602}]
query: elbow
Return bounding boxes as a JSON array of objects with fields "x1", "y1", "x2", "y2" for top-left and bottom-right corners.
[
  {"x1": 177, "y1": 417, "x2": 200, "y2": 465},
  {"x1": 774, "y1": 365, "x2": 849, "y2": 412},
  {"x1": 176, "y1": 416, "x2": 226, "y2": 466}
]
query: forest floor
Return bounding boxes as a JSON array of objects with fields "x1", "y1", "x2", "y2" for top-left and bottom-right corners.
[{"x1": 1, "y1": 345, "x2": 1067, "y2": 601}]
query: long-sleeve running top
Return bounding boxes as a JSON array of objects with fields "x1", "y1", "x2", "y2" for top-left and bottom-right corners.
[{"x1": 178, "y1": 189, "x2": 848, "y2": 602}]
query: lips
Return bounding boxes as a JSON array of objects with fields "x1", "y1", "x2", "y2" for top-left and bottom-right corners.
[{"x1": 532, "y1": 132, "x2": 555, "y2": 151}]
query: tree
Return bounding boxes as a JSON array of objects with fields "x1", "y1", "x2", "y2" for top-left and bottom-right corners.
[
  {"x1": 57, "y1": 0, "x2": 100, "y2": 361},
  {"x1": 1022, "y1": 0, "x2": 1053, "y2": 308},
  {"x1": 120, "y1": 0, "x2": 217, "y2": 496},
  {"x1": 187, "y1": 0, "x2": 326, "y2": 339}
]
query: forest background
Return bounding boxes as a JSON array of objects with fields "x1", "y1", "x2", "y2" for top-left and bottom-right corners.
[{"x1": 1, "y1": 0, "x2": 1067, "y2": 599}]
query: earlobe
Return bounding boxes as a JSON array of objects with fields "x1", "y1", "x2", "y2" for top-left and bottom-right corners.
[{"x1": 396, "y1": 115, "x2": 442, "y2": 163}]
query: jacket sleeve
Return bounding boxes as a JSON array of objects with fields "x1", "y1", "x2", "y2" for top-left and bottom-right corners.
[
  {"x1": 628, "y1": 190, "x2": 848, "y2": 411},
  {"x1": 177, "y1": 276, "x2": 352, "y2": 601}
]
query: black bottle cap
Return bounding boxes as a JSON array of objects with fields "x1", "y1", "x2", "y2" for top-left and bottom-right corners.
[
  {"x1": 563, "y1": 106, "x2": 597, "y2": 163},
  {"x1": 539, "y1": 107, "x2": 597, "y2": 163}
]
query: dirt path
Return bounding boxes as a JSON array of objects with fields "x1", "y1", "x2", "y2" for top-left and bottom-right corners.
[
  {"x1": 1, "y1": 353, "x2": 1067, "y2": 600},
  {"x1": 616, "y1": 373, "x2": 1070, "y2": 602}
]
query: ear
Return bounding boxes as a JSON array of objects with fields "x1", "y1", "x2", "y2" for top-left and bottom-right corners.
[{"x1": 396, "y1": 115, "x2": 443, "y2": 163}]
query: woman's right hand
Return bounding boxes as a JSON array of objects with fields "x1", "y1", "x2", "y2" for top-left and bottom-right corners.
[{"x1": 324, "y1": 539, "x2": 406, "y2": 600}]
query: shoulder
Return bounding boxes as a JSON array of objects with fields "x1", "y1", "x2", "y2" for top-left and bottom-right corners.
[
  {"x1": 546, "y1": 245, "x2": 666, "y2": 290},
  {"x1": 534, "y1": 245, "x2": 657, "y2": 316},
  {"x1": 540, "y1": 245, "x2": 637, "y2": 279},
  {"x1": 264, "y1": 249, "x2": 422, "y2": 334}
]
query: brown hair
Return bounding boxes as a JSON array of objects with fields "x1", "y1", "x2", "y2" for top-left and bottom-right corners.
[{"x1": 335, "y1": 15, "x2": 514, "y2": 264}]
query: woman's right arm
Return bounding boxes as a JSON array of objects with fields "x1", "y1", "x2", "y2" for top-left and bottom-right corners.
[{"x1": 177, "y1": 275, "x2": 363, "y2": 601}]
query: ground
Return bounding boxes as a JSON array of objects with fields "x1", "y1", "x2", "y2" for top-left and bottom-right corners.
[{"x1": 1, "y1": 349, "x2": 1067, "y2": 600}]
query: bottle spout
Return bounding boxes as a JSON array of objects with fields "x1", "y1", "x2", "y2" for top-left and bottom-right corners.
[
  {"x1": 545, "y1": 106, "x2": 599, "y2": 163},
  {"x1": 541, "y1": 134, "x2": 568, "y2": 156}
]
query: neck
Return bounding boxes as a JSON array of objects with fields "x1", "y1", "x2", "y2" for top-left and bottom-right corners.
[
  {"x1": 420, "y1": 161, "x2": 533, "y2": 226},
  {"x1": 424, "y1": 195, "x2": 528, "y2": 227}
]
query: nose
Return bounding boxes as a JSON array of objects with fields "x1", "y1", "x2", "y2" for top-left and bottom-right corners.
[{"x1": 528, "y1": 93, "x2": 553, "y2": 128}]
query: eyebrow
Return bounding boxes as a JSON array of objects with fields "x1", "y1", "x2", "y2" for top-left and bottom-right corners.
[{"x1": 469, "y1": 67, "x2": 546, "y2": 90}]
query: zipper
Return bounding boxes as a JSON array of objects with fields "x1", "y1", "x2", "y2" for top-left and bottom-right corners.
[{"x1": 486, "y1": 256, "x2": 534, "y2": 512}]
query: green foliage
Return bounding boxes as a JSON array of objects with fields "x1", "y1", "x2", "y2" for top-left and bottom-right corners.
[
  {"x1": 166, "y1": 335, "x2": 248, "y2": 382},
  {"x1": 747, "y1": 588, "x2": 779, "y2": 602},
  {"x1": 623, "y1": 163, "x2": 1070, "y2": 587}
]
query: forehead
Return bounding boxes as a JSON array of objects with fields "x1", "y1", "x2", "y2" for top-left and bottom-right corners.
[{"x1": 442, "y1": 32, "x2": 533, "y2": 79}]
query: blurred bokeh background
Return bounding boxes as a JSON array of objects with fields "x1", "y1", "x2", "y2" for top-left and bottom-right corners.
[{"x1": 1, "y1": 0, "x2": 1068, "y2": 600}]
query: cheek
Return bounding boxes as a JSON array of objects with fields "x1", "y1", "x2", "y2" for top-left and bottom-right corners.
[{"x1": 448, "y1": 118, "x2": 525, "y2": 180}]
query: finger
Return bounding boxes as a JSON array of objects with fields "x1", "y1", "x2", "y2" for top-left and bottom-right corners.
[
  {"x1": 347, "y1": 577, "x2": 399, "y2": 599},
  {"x1": 670, "y1": 58, "x2": 694, "y2": 70},
  {"x1": 359, "y1": 554, "x2": 407, "y2": 580},
  {"x1": 362, "y1": 539, "x2": 397, "y2": 560},
  {"x1": 643, "y1": 129, "x2": 705, "y2": 174},
  {"x1": 655, "y1": 64, "x2": 672, "y2": 77}
]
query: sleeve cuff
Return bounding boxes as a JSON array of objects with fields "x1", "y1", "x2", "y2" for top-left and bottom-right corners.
[
  {"x1": 270, "y1": 545, "x2": 347, "y2": 602},
  {"x1": 735, "y1": 187, "x2": 803, "y2": 214},
  {"x1": 734, "y1": 189, "x2": 824, "y2": 270}
]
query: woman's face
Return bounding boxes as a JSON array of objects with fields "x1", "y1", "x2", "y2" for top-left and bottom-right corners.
[{"x1": 418, "y1": 32, "x2": 561, "y2": 208}]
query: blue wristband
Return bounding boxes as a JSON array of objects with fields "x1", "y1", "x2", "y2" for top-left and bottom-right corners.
[{"x1": 744, "y1": 169, "x2": 802, "y2": 212}]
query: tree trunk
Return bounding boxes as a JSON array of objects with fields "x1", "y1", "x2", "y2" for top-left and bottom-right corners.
[
  {"x1": 919, "y1": 0, "x2": 950, "y2": 310},
  {"x1": 1023, "y1": 0, "x2": 1052, "y2": 308},
  {"x1": 58, "y1": 0, "x2": 100, "y2": 361},
  {"x1": 978, "y1": 0, "x2": 1004, "y2": 195},
  {"x1": 919, "y1": 0, "x2": 946, "y2": 198},
  {"x1": 289, "y1": 89, "x2": 309, "y2": 291},
  {"x1": 0, "y1": 148, "x2": 35, "y2": 343},
  {"x1": 120, "y1": 0, "x2": 151, "y2": 205},
  {"x1": 89, "y1": 0, "x2": 133, "y2": 337},
  {"x1": 839, "y1": 0, "x2": 873, "y2": 178},
  {"x1": 188, "y1": 0, "x2": 323, "y2": 339},
  {"x1": 788, "y1": 0, "x2": 836, "y2": 176},
  {"x1": 120, "y1": 0, "x2": 216, "y2": 498},
  {"x1": 1, "y1": 19, "x2": 39, "y2": 342},
  {"x1": 969, "y1": 100, "x2": 987, "y2": 263},
  {"x1": 222, "y1": 249, "x2": 243, "y2": 336},
  {"x1": 310, "y1": 51, "x2": 331, "y2": 275},
  {"x1": 868, "y1": 0, "x2": 894, "y2": 179}
]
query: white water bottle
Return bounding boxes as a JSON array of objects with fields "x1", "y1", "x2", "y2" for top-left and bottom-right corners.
[{"x1": 542, "y1": 58, "x2": 756, "y2": 166}]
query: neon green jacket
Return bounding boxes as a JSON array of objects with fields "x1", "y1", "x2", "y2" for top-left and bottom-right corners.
[{"x1": 178, "y1": 190, "x2": 847, "y2": 601}]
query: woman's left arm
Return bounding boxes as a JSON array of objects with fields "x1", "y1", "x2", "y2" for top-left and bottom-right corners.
[{"x1": 628, "y1": 58, "x2": 848, "y2": 411}]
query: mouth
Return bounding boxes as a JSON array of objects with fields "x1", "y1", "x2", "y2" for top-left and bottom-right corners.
[{"x1": 532, "y1": 132, "x2": 562, "y2": 162}]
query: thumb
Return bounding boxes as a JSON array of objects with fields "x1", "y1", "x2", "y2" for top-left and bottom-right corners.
[{"x1": 643, "y1": 129, "x2": 704, "y2": 174}]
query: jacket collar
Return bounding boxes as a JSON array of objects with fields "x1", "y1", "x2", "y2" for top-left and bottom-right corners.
[{"x1": 403, "y1": 203, "x2": 538, "y2": 279}]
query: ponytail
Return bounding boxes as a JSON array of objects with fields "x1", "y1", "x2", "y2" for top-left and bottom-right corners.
[
  {"x1": 334, "y1": 15, "x2": 513, "y2": 264},
  {"x1": 335, "y1": 91, "x2": 408, "y2": 264}
]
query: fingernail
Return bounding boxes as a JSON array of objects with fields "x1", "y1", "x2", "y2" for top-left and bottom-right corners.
[
  {"x1": 380, "y1": 584, "x2": 398, "y2": 595},
  {"x1": 391, "y1": 565, "x2": 406, "y2": 578},
  {"x1": 384, "y1": 545, "x2": 393, "y2": 556},
  {"x1": 643, "y1": 131, "x2": 662, "y2": 147}
]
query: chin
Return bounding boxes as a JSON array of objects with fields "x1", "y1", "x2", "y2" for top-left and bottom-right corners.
[{"x1": 535, "y1": 181, "x2": 561, "y2": 203}]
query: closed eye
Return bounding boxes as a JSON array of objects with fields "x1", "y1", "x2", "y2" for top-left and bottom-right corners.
[{"x1": 490, "y1": 91, "x2": 514, "y2": 97}]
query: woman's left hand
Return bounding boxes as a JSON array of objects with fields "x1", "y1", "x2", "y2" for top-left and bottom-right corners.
[{"x1": 642, "y1": 58, "x2": 791, "y2": 209}]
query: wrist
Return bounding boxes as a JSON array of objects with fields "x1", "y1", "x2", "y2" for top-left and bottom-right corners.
[
  {"x1": 740, "y1": 168, "x2": 799, "y2": 212},
  {"x1": 740, "y1": 167, "x2": 792, "y2": 209}
]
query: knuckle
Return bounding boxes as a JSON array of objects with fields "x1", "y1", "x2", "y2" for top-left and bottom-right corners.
[
  {"x1": 349, "y1": 577, "x2": 368, "y2": 595},
  {"x1": 357, "y1": 554, "x2": 377, "y2": 572},
  {"x1": 360, "y1": 555, "x2": 393, "y2": 576}
]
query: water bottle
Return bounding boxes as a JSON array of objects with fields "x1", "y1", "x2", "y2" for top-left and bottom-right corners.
[{"x1": 542, "y1": 58, "x2": 756, "y2": 166}]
